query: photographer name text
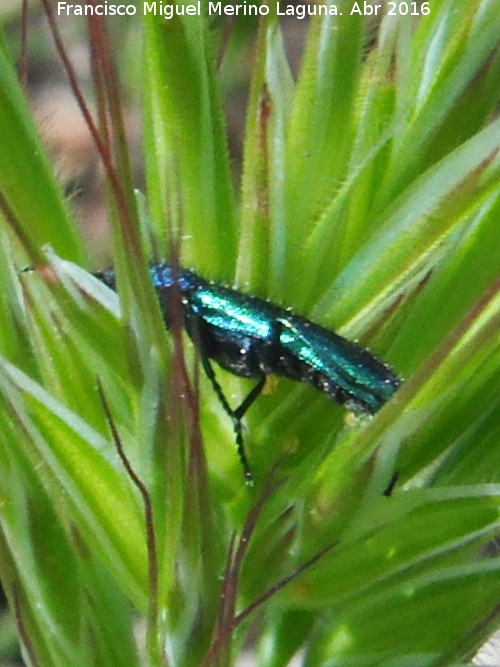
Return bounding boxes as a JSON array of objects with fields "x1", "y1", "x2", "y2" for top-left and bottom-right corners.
[{"x1": 57, "y1": 2, "x2": 430, "y2": 19}]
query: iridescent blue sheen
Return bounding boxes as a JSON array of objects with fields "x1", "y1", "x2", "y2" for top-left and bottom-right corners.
[{"x1": 96, "y1": 262, "x2": 401, "y2": 482}]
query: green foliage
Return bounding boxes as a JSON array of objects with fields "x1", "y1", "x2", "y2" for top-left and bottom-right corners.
[{"x1": 0, "y1": 0, "x2": 499, "y2": 665}]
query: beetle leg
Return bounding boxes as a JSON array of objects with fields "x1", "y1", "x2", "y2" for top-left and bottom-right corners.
[
  {"x1": 233, "y1": 374, "x2": 266, "y2": 419},
  {"x1": 199, "y1": 351, "x2": 261, "y2": 485}
]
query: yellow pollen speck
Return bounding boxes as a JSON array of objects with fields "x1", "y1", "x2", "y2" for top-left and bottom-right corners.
[{"x1": 264, "y1": 375, "x2": 279, "y2": 395}]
